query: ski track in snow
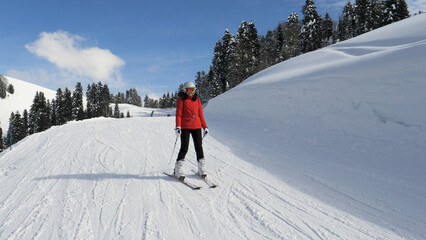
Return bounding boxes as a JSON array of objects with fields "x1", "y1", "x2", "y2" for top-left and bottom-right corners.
[{"x1": 0, "y1": 117, "x2": 407, "y2": 239}]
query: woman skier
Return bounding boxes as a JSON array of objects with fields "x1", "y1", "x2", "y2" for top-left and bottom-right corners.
[{"x1": 174, "y1": 81, "x2": 209, "y2": 180}]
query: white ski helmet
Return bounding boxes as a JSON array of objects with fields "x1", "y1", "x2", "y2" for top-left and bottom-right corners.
[{"x1": 183, "y1": 81, "x2": 195, "y2": 90}]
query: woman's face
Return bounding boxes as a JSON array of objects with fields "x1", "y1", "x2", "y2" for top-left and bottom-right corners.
[{"x1": 186, "y1": 88, "x2": 195, "y2": 96}]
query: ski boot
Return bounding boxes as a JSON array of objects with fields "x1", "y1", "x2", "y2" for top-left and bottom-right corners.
[
  {"x1": 174, "y1": 159, "x2": 185, "y2": 180},
  {"x1": 198, "y1": 158, "x2": 207, "y2": 178}
]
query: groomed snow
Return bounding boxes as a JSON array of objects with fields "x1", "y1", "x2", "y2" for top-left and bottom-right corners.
[{"x1": 0, "y1": 117, "x2": 406, "y2": 239}]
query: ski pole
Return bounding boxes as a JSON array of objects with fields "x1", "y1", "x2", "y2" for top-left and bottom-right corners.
[{"x1": 169, "y1": 135, "x2": 179, "y2": 166}]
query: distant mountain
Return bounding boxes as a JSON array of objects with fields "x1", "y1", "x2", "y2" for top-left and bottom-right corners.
[{"x1": 0, "y1": 76, "x2": 56, "y2": 132}]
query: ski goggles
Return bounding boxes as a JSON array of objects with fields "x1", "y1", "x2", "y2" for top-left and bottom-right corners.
[{"x1": 186, "y1": 87, "x2": 195, "y2": 93}]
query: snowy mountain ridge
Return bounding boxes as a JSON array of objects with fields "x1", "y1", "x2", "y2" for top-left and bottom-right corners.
[
  {"x1": 0, "y1": 14, "x2": 425, "y2": 239},
  {"x1": 0, "y1": 76, "x2": 56, "y2": 132}
]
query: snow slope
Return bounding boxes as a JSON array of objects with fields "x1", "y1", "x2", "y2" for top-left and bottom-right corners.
[
  {"x1": 0, "y1": 117, "x2": 404, "y2": 239},
  {"x1": 0, "y1": 76, "x2": 56, "y2": 132},
  {"x1": 205, "y1": 14, "x2": 426, "y2": 239}
]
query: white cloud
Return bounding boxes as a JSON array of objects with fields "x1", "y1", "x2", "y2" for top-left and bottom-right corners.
[
  {"x1": 6, "y1": 68, "x2": 89, "y2": 91},
  {"x1": 25, "y1": 31, "x2": 125, "y2": 85}
]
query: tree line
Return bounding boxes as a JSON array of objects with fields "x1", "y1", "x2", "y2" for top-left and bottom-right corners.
[
  {"x1": 195, "y1": 0, "x2": 411, "y2": 103},
  {"x1": 150, "y1": 0, "x2": 411, "y2": 105},
  {"x1": 0, "y1": 82, "x2": 137, "y2": 152},
  {"x1": 0, "y1": 75, "x2": 15, "y2": 99}
]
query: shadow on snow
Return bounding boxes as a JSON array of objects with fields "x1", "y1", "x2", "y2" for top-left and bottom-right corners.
[{"x1": 33, "y1": 172, "x2": 166, "y2": 181}]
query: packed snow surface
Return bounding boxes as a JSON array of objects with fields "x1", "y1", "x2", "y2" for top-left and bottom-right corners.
[
  {"x1": 0, "y1": 118, "x2": 406, "y2": 239},
  {"x1": 1, "y1": 14, "x2": 425, "y2": 239}
]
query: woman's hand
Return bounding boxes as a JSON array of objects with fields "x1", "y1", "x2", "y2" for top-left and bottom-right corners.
[{"x1": 175, "y1": 127, "x2": 181, "y2": 137}]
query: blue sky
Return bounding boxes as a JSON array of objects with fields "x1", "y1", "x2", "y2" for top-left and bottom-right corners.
[{"x1": 0, "y1": 0, "x2": 423, "y2": 98}]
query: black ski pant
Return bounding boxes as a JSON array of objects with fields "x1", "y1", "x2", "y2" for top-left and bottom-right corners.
[{"x1": 177, "y1": 128, "x2": 204, "y2": 161}]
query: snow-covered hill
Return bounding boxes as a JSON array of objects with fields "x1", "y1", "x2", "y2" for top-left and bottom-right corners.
[
  {"x1": 205, "y1": 14, "x2": 426, "y2": 239},
  {"x1": 0, "y1": 14, "x2": 425, "y2": 239},
  {"x1": 0, "y1": 76, "x2": 56, "y2": 132}
]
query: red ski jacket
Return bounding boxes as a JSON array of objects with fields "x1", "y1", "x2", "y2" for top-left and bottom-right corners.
[{"x1": 176, "y1": 95, "x2": 207, "y2": 129}]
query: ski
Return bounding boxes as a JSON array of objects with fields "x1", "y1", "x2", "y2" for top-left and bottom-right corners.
[
  {"x1": 163, "y1": 172, "x2": 201, "y2": 190},
  {"x1": 192, "y1": 170, "x2": 218, "y2": 188}
]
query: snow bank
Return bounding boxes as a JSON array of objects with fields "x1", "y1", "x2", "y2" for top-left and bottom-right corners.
[{"x1": 205, "y1": 14, "x2": 426, "y2": 239}]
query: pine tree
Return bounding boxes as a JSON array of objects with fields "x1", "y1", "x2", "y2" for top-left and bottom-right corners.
[
  {"x1": 383, "y1": 0, "x2": 398, "y2": 25},
  {"x1": 55, "y1": 88, "x2": 66, "y2": 125},
  {"x1": 257, "y1": 30, "x2": 276, "y2": 71},
  {"x1": 39, "y1": 92, "x2": 50, "y2": 132},
  {"x1": 212, "y1": 29, "x2": 237, "y2": 93},
  {"x1": 86, "y1": 84, "x2": 95, "y2": 118},
  {"x1": 233, "y1": 21, "x2": 260, "y2": 86},
  {"x1": 0, "y1": 75, "x2": 7, "y2": 99},
  {"x1": 86, "y1": 84, "x2": 92, "y2": 118},
  {"x1": 113, "y1": 102, "x2": 120, "y2": 118},
  {"x1": 144, "y1": 95, "x2": 150, "y2": 108},
  {"x1": 355, "y1": 0, "x2": 371, "y2": 35},
  {"x1": 5, "y1": 113, "x2": 13, "y2": 147},
  {"x1": 212, "y1": 39, "x2": 224, "y2": 91},
  {"x1": 23, "y1": 109, "x2": 29, "y2": 137},
  {"x1": 195, "y1": 71, "x2": 210, "y2": 104},
  {"x1": 300, "y1": 0, "x2": 323, "y2": 53},
  {"x1": 125, "y1": 88, "x2": 142, "y2": 107},
  {"x1": 159, "y1": 93, "x2": 167, "y2": 109},
  {"x1": 370, "y1": 0, "x2": 385, "y2": 30},
  {"x1": 208, "y1": 66, "x2": 221, "y2": 98},
  {"x1": 322, "y1": 12, "x2": 334, "y2": 45},
  {"x1": 222, "y1": 29, "x2": 237, "y2": 91},
  {"x1": 118, "y1": 92, "x2": 125, "y2": 103},
  {"x1": 72, "y1": 82, "x2": 84, "y2": 120},
  {"x1": 63, "y1": 88, "x2": 73, "y2": 122},
  {"x1": 99, "y1": 82, "x2": 111, "y2": 117},
  {"x1": 0, "y1": 127, "x2": 4, "y2": 152},
  {"x1": 283, "y1": 13, "x2": 302, "y2": 60},
  {"x1": 10, "y1": 111, "x2": 26, "y2": 144},
  {"x1": 85, "y1": 82, "x2": 110, "y2": 117},
  {"x1": 49, "y1": 99, "x2": 57, "y2": 127},
  {"x1": 273, "y1": 23, "x2": 285, "y2": 63},
  {"x1": 169, "y1": 92, "x2": 177, "y2": 107},
  {"x1": 5, "y1": 111, "x2": 27, "y2": 147},
  {"x1": 28, "y1": 92, "x2": 49, "y2": 134},
  {"x1": 395, "y1": 0, "x2": 410, "y2": 21},
  {"x1": 7, "y1": 84, "x2": 14, "y2": 94},
  {"x1": 247, "y1": 21, "x2": 260, "y2": 73},
  {"x1": 126, "y1": 111, "x2": 131, "y2": 118},
  {"x1": 338, "y1": 1, "x2": 356, "y2": 41}
]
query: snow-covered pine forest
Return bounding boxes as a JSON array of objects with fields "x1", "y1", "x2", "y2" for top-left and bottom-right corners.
[{"x1": 191, "y1": 0, "x2": 413, "y2": 104}]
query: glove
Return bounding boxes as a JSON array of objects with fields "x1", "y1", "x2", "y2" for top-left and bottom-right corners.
[
  {"x1": 175, "y1": 127, "x2": 181, "y2": 137},
  {"x1": 203, "y1": 127, "x2": 209, "y2": 137}
]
